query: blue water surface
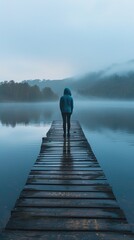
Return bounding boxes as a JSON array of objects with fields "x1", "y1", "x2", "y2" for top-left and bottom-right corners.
[{"x1": 0, "y1": 101, "x2": 134, "y2": 232}]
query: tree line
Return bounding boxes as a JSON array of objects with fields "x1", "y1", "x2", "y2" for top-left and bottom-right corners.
[
  {"x1": 78, "y1": 74, "x2": 134, "y2": 99},
  {"x1": 0, "y1": 81, "x2": 58, "y2": 102}
]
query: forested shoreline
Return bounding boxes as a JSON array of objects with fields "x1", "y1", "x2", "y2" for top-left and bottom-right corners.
[
  {"x1": 0, "y1": 81, "x2": 58, "y2": 102},
  {"x1": 1, "y1": 72, "x2": 134, "y2": 102},
  {"x1": 24, "y1": 72, "x2": 134, "y2": 100}
]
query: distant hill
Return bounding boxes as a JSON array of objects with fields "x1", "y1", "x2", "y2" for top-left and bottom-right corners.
[
  {"x1": 21, "y1": 60, "x2": 134, "y2": 100},
  {"x1": 77, "y1": 72, "x2": 134, "y2": 99},
  {"x1": 2, "y1": 61, "x2": 134, "y2": 102}
]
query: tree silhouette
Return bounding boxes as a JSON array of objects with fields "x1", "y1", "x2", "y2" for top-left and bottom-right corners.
[{"x1": 0, "y1": 81, "x2": 58, "y2": 102}]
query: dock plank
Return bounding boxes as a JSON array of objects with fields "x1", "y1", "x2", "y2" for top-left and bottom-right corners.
[
  {"x1": 20, "y1": 190, "x2": 115, "y2": 199},
  {"x1": 6, "y1": 217, "x2": 130, "y2": 231},
  {"x1": 26, "y1": 179, "x2": 108, "y2": 185},
  {"x1": 29, "y1": 172, "x2": 106, "y2": 180},
  {"x1": 12, "y1": 207, "x2": 126, "y2": 219},
  {"x1": 16, "y1": 198, "x2": 119, "y2": 208},
  {"x1": 1, "y1": 231, "x2": 134, "y2": 240},
  {"x1": 24, "y1": 184, "x2": 112, "y2": 192}
]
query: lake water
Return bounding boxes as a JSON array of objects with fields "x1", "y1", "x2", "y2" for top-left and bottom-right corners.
[{"x1": 0, "y1": 101, "x2": 134, "y2": 232}]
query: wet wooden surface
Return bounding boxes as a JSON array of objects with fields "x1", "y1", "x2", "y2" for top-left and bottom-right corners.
[{"x1": 1, "y1": 120, "x2": 134, "y2": 239}]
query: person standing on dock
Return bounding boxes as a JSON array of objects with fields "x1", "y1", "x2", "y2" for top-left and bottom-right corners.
[{"x1": 60, "y1": 88, "x2": 73, "y2": 138}]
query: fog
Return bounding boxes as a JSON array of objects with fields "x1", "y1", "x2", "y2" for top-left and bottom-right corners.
[
  {"x1": 101, "y1": 60, "x2": 134, "y2": 77},
  {"x1": 0, "y1": 101, "x2": 134, "y2": 134},
  {"x1": 1, "y1": 0, "x2": 134, "y2": 80}
]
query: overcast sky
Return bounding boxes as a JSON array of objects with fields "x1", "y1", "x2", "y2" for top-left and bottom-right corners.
[{"x1": 0, "y1": 0, "x2": 134, "y2": 81}]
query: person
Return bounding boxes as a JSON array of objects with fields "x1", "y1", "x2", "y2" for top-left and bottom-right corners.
[{"x1": 60, "y1": 88, "x2": 73, "y2": 137}]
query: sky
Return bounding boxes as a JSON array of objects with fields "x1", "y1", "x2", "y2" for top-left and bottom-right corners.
[{"x1": 0, "y1": 0, "x2": 134, "y2": 81}]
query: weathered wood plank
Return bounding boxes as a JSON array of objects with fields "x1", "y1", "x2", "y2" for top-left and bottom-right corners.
[
  {"x1": 36, "y1": 159, "x2": 96, "y2": 163},
  {"x1": 24, "y1": 184, "x2": 112, "y2": 192},
  {"x1": 6, "y1": 217, "x2": 131, "y2": 231},
  {"x1": 27, "y1": 179, "x2": 108, "y2": 186},
  {"x1": 32, "y1": 166, "x2": 102, "y2": 171},
  {"x1": 37, "y1": 157, "x2": 95, "y2": 161},
  {"x1": 29, "y1": 172, "x2": 106, "y2": 180},
  {"x1": 39, "y1": 154, "x2": 92, "y2": 158},
  {"x1": 16, "y1": 198, "x2": 119, "y2": 208},
  {"x1": 41, "y1": 142, "x2": 88, "y2": 147},
  {"x1": 40, "y1": 149, "x2": 91, "y2": 152},
  {"x1": 20, "y1": 190, "x2": 115, "y2": 199},
  {"x1": 34, "y1": 163, "x2": 99, "y2": 167},
  {"x1": 30, "y1": 170, "x2": 104, "y2": 176},
  {"x1": 1, "y1": 231, "x2": 134, "y2": 240},
  {"x1": 12, "y1": 207, "x2": 125, "y2": 219},
  {"x1": 36, "y1": 158, "x2": 96, "y2": 162}
]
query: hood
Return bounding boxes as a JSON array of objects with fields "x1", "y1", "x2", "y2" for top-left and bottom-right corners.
[{"x1": 64, "y1": 88, "x2": 71, "y2": 96}]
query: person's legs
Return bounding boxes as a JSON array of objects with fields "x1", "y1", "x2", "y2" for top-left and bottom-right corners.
[
  {"x1": 62, "y1": 113, "x2": 67, "y2": 137},
  {"x1": 67, "y1": 113, "x2": 71, "y2": 136}
]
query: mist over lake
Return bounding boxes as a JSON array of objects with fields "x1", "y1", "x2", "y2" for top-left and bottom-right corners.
[{"x1": 0, "y1": 100, "x2": 134, "y2": 232}]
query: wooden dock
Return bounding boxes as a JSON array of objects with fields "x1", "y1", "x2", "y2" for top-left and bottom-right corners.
[{"x1": 1, "y1": 120, "x2": 134, "y2": 239}]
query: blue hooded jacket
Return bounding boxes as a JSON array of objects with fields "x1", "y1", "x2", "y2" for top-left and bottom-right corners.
[{"x1": 60, "y1": 88, "x2": 73, "y2": 113}]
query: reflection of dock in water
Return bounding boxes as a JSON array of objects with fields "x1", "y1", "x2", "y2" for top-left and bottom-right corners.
[{"x1": 1, "y1": 120, "x2": 134, "y2": 239}]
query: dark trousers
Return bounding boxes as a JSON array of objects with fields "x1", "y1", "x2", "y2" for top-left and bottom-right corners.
[{"x1": 62, "y1": 113, "x2": 71, "y2": 135}]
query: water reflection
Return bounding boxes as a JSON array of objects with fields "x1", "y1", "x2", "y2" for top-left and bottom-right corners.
[
  {"x1": 0, "y1": 103, "x2": 56, "y2": 127},
  {"x1": 0, "y1": 101, "x2": 134, "y2": 232},
  {"x1": 76, "y1": 107, "x2": 134, "y2": 134},
  {"x1": 60, "y1": 138, "x2": 74, "y2": 182},
  {"x1": 0, "y1": 102, "x2": 134, "y2": 134}
]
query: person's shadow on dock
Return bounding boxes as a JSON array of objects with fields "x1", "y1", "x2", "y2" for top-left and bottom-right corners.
[{"x1": 60, "y1": 138, "x2": 74, "y2": 184}]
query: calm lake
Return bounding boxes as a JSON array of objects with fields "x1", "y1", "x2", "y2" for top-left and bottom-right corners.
[{"x1": 0, "y1": 100, "x2": 134, "y2": 232}]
